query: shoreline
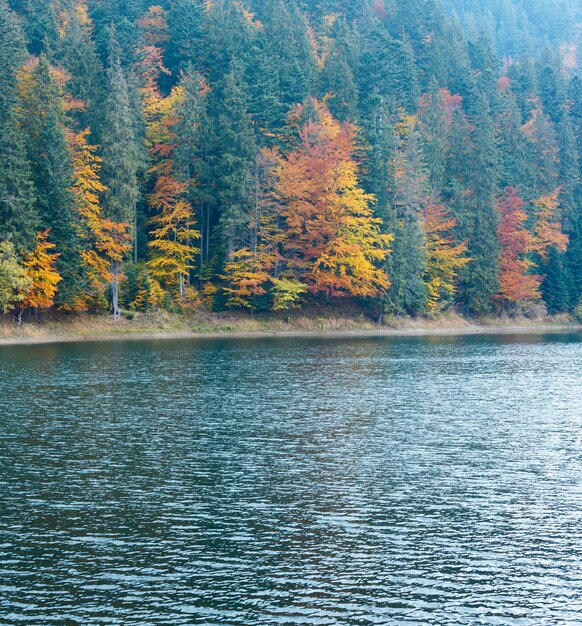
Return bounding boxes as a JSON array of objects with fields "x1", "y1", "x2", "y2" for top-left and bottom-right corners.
[{"x1": 1, "y1": 321, "x2": 580, "y2": 347}]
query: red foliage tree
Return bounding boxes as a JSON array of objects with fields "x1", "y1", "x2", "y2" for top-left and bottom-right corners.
[{"x1": 496, "y1": 187, "x2": 542, "y2": 304}]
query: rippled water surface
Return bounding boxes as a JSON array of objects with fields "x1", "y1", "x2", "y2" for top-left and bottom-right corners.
[{"x1": 1, "y1": 333, "x2": 582, "y2": 625}]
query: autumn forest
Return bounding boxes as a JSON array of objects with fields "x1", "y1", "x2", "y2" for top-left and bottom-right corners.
[{"x1": 1, "y1": 0, "x2": 581, "y2": 321}]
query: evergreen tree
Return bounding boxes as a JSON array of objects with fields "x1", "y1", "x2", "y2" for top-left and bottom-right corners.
[
  {"x1": 541, "y1": 246, "x2": 570, "y2": 313},
  {"x1": 460, "y1": 93, "x2": 500, "y2": 313},
  {"x1": 100, "y1": 33, "x2": 142, "y2": 261},
  {"x1": 166, "y1": 0, "x2": 206, "y2": 74},
  {"x1": 13, "y1": 0, "x2": 58, "y2": 55},
  {"x1": 246, "y1": 30, "x2": 286, "y2": 145},
  {"x1": 0, "y1": 0, "x2": 37, "y2": 250},
  {"x1": 53, "y1": 0, "x2": 104, "y2": 132},
  {"x1": 206, "y1": 63, "x2": 256, "y2": 258},
  {"x1": 259, "y1": 0, "x2": 316, "y2": 107},
  {"x1": 386, "y1": 120, "x2": 428, "y2": 315},
  {"x1": 319, "y1": 43, "x2": 358, "y2": 122},
  {"x1": 20, "y1": 56, "x2": 85, "y2": 308}
]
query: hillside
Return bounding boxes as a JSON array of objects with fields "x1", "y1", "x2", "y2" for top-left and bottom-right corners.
[{"x1": 0, "y1": 0, "x2": 580, "y2": 322}]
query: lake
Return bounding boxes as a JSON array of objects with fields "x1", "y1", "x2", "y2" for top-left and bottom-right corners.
[{"x1": 1, "y1": 332, "x2": 581, "y2": 624}]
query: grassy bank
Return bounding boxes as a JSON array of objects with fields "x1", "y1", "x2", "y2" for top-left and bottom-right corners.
[{"x1": 0, "y1": 307, "x2": 580, "y2": 346}]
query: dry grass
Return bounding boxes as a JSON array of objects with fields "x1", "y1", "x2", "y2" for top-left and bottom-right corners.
[{"x1": 0, "y1": 306, "x2": 579, "y2": 346}]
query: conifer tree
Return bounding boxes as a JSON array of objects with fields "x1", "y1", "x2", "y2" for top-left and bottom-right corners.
[
  {"x1": 460, "y1": 93, "x2": 500, "y2": 314},
  {"x1": 0, "y1": 0, "x2": 38, "y2": 250},
  {"x1": 207, "y1": 63, "x2": 256, "y2": 258},
  {"x1": 53, "y1": 0, "x2": 104, "y2": 132},
  {"x1": 386, "y1": 117, "x2": 428, "y2": 315},
  {"x1": 100, "y1": 32, "x2": 142, "y2": 261},
  {"x1": 19, "y1": 56, "x2": 85, "y2": 308},
  {"x1": 166, "y1": 0, "x2": 206, "y2": 74}
]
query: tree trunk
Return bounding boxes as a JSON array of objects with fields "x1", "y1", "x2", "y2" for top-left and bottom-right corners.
[
  {"x1": 134, "y1": 207, "x2": 138, "y2": 264},
  {"x1": 111, "y1": 262, "x2": 121, "y2": 318}
]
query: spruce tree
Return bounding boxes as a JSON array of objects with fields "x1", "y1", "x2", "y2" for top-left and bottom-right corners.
[
  {"x1": 22, "y1": 57, "x2": 85, "y2": 307},
  {"x1": 259, "y1": 0, "x2": 316, "y2": 107},
  {"x1": 100, "y1": 33, "x2": 142, "y2": 261},
  {"x1": 319, "y1": 48, "x2": 358, "y2": 123},
  {"x1": 386, "y1": 124, "x2": 428, "y2": 315},
  {"x1": 460, "y1": 93, "x2": 500, "y2": 314},
  {"x1": 206, "y1": 63, "x2": 256, "y2": 258},
  {"x1": 246, "y1": 31, "x2": 286, "y2": 146},
  {"x1": 166, "y1": 0, "x2": 206, "y2": 74},
  {"x1": 541, "y1": 246, "x2": 571, "y2": 313},
  {"x1": 0, "y1": 0, "x2": 38, "y2": 250},
  {"x1": 52, "y1": 0, "x2": 104, "y2": 132}
]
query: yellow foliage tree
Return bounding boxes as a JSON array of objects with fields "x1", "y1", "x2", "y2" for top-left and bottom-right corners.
[
  {"x1": 531, "y1": 188, "x2": 569, "y2": 260},
  {"x1": 146, "y1": 87, "x2": 200, "y2": 298},
  {"x1": 423, "y1": 201, "x2": 471, "y2": 315},
  {"x1": 221, "y1": 149, "x2": 283, "y2": 309},
  {"x1": 222, "y1": 248, "x2": 273, "y2": 309},
  {"x1": 69, "y1": 129, "x2": 131, "y2": 314},
  {"x1": 22, "y1": 230, "x2": 62, "y2": 310}
]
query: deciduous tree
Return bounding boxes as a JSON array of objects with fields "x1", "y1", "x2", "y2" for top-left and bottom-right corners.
[
  {"x1": 495, "y1": 187, "x2": 541, "y2": 306},
  {"x1": 21, "y1": 229, "x2": 61, "y2": 310}
]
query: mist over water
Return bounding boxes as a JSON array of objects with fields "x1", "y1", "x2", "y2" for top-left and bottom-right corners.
[{"x1": 1, "y1": 333, "x2": 581, "y2": 625}]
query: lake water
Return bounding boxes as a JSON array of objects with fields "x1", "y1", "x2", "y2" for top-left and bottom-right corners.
[{"x1": 1, "y1": 332, "x2": 581, "y2": 625}]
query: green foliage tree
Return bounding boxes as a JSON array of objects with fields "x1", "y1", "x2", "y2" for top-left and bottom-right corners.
[
  {"x1": 20, "y1": 56, "x2": 85, "y2": 308},
  {"x1": 0, "y1": 240, "x2": 31, "y2": 314},
  {"x1": 100, "y1": 32, "x2": 143, "y2": 260},
  {"x1": 0, "y1": 0, "x2": 38, "y2": 250}
]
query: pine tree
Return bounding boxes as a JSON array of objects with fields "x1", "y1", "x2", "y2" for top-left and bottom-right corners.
[
  {"x1": 460, "y1": 93, "x2": 500, "y2": 314},
  {"x1": 0, "y1": 0, "x2": 38, "y2": 250},
  {"x1": 166, "y1": 0, "x2": 206, "y2": 74},
  {"x1": 207, "y1": 63, "x2": 256, "y2": 258},
  {"x1": 100, "y1": 32, "x2": 142, "y2": 261},
  {"x1": 53, "y1": 0, "x2": 104, "y2": 132},
  {"x1": 20, "y1": 56, "x2": 85, "y2": 308},
  {"x1": 386, "y1": 117, "x2": 428, "y2": 315}
]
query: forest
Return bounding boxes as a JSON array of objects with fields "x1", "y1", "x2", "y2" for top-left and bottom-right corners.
[{"x1": 0, "y1": 0, "x2": 581, "y2": 321}]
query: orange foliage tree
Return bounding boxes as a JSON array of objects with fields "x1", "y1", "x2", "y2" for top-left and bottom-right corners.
[
  {"x1": 275, "y1": 101, "x2": 392, "y2": 299},
  {"x1": 423, "y1": 201, "x2": 470, "y2": 315},
  {"x1": 138, "y1": 5, "x2": 169, "y2": 47},
  {"x1": 495, "y1": 187, "x2": 542, "y2": 305},
  {"x1": 531, "y1": 187, "x2": 569, "y2": 260},
  {"x1": 21, "y1": 230, "x2": 62, "y2": 310},
  {"x1": 69, "y1": 129, "x2": 131, "y2": 315},
  {"x1": 146, "y1": 85, "x2": 200, "y2": 298},
  {"x1": 136, "y1": 20, "x2": 200, "y2": 301}
]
